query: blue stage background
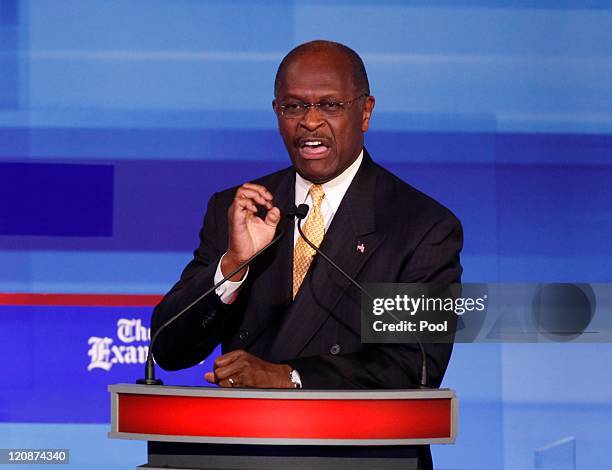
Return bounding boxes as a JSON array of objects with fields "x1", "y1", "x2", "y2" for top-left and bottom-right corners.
[{"x1": 1, "y1": 1, "x2": 611, "y2": 468}]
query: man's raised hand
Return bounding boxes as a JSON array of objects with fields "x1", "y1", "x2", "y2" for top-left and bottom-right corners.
[{"x1": 221, "y1": 183, "x2": 281, "y2": 281}]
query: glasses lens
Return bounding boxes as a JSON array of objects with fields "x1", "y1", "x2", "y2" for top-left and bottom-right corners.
[
  {"x1": 281, "y1": 98, "x2": 360, "y2": 118},
  {"x1": 318, "y1": 101, "x2": 343, "y2": 116},
  {"x1": 283, "y1": 105, "x2": 303, "y2": 118}
]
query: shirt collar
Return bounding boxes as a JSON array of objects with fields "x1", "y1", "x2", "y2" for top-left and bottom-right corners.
[{"x1": 295, "y1": 149, "x2": 364, "y2": 212}]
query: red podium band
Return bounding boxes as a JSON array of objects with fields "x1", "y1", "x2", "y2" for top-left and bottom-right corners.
[{"x1": 109, "y1": 384, "x2": 457, "y2": 446}]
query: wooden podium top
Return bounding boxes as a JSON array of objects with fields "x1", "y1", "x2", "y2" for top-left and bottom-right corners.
[{"x1": 109, "y1": 384, "x2": 457, "y2": 446}]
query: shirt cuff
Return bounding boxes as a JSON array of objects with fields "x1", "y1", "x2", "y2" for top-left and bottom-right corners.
[
  {"x1": 214, "y1": 253, "x2": 248, "y2": 304},
  {"x1": 290, "y1": 368, "x2": 303, "y2": 389}
]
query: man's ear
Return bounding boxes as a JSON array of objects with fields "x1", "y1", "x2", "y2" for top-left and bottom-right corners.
[
  {"x1": 361, "y1": 95, "x2": 375, "y2": 132},
  {"x1": 272, "y1": 99, "x2": 278, "y2": 115}
]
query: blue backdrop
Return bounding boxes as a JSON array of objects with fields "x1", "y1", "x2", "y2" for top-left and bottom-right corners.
[{"x1": 1, "y1": 1, "x2": 611, "y2": 468}]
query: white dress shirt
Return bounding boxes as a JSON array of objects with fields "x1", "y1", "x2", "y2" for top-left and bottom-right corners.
[{"x1": 214, "y1": 149, "x2": 364, "y2": 303}]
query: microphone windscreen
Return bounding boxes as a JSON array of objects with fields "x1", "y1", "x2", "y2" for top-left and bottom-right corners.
[{"x1": 296, "y1": 204, "x2": 309, "y2": 220}]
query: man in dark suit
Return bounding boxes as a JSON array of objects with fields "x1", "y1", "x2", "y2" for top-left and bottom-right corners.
[{"x1": 152, "y1": 40, "x2": 462, "y2": 391}]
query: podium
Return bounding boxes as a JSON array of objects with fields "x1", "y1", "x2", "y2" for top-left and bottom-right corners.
[{"x1": 109, "y1": 384, "x2": 457, "y2": 469}]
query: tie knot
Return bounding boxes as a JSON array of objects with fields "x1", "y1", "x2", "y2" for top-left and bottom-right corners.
[{"x1": 309, "y1": 184, "x2": 325, "y2": 207}]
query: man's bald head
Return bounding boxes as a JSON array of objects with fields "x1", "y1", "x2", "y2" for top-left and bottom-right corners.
[{"x1": 274, "y1": 40, "x2": 370, "y2": 98}]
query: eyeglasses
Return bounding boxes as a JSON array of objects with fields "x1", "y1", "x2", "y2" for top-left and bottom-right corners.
[{"x1": 276, "y1": 94, "x2": 369, "y2": 119}]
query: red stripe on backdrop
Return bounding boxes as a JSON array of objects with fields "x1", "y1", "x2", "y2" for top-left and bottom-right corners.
[{"x1": 0, "y1": 293, "x2": 162, "y2": 307}]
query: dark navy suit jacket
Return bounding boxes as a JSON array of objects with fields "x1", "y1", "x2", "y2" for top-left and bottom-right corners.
[{"x1": 151, "y1": 150, "x2": 463, "y2": 390}]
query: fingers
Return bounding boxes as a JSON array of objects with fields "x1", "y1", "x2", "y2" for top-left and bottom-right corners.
[
  {"x1": 210, "y1": 350, "x2": 249, "y2": 388},
  {"x1": 234, "y1": 196, "x2": 259, "y2": 214},
  {"x1": 205, "y1": 350, "x2": 291, "y2": 388},
  {"x1": 205, "y1": 370, "x2": 241, "y2": 388},
  {"x1": 214, "y1": 359, "x2": 245, "y2": 382},
  {"x1": 214, "y1": 349, "x2": 245, "y2": 368},
  {"x1": 204, "y1": 371, "x2": 216, "y2": 384},
  {"x1": 235, "y1": 184, "x2": 273, "y2": 210},
  {"x1": 229, "y1": 184, "x2": 275, "y2": 223},
  {"x1": 242, "y1": 183, "x2": 273, "y2": 202},
  {"x1": 264, "y1": 207, "x2": 281, "y2": 227},
  {"x1": 205, "y1": 368, "x2": 240, "y2": 388},
  {"x1": 225, "y1": 183, "x2": 279, "y2": 267}
]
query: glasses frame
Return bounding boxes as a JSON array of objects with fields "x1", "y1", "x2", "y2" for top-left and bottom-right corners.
[{"x1": 276, "y1": 93, "x2": 369, "y2": 119}]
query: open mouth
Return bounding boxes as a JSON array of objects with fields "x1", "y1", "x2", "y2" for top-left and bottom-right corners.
[{"x1": 298, "y1": 139, "x2": 330, "y2": 159}]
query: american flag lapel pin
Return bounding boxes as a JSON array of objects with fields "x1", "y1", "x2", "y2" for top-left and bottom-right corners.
[{"x1": 356, "y1": 241, "x2": 365, "y2": 253}]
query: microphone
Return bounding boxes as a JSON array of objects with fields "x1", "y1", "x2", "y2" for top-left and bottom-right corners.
[
  {"x1": 138, "y1": 209, "x2": 298, "y2": 385},
  {"x1": 295, "y1": 203, "x2": 431, "y2": 388}
]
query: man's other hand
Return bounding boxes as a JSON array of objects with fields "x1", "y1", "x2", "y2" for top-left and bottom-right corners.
[
  {"x1": 221, "y1": 183, "x2": 281, "y2": 281},
  {"x1": 204, "y1": 350, "x2": 294, "y2": 388}
]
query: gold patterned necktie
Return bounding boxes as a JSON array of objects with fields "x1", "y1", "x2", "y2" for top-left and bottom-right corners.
[{"x1": 292, "y1": 184, "x2": 326, "y2": 298}]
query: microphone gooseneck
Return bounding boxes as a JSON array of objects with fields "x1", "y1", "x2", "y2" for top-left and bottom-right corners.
[
  {"x1": 295, "y1": 203, "x2": 430, "y2": 388},
  {"x1": 138, "y1": 209, "x2": 298, "y2": 385}
]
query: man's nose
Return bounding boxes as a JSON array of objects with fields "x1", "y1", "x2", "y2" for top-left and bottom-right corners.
[{"x1": 299, "y1": 105, "x2": 325, "y2": 130}]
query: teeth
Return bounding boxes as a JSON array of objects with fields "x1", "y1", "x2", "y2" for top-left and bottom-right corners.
[{"x1": 304, "y1": 141, "x2": 322, "y2": 147}]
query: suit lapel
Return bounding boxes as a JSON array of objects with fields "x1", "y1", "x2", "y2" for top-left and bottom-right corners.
[{"x1": 267, "y1": 152, "x2": 385, "y2": 361}]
